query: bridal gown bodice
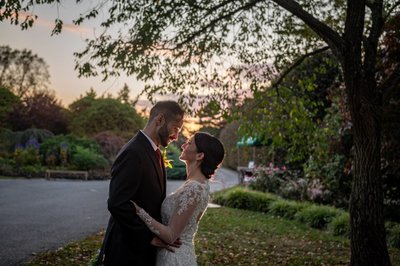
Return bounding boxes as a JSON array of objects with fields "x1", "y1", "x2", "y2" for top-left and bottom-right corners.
[{"x1": 156, "y1": 179, "x2": 210, "y2": 266}]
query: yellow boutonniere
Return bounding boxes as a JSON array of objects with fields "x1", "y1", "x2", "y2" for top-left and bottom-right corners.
[{"x1": 162, "y1": 148, "x2": 173, "y2": 168}]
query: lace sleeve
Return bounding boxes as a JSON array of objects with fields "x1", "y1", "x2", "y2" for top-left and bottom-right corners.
[{"x1": 133, "y1": 181, "x2": 205, "y2": 244}]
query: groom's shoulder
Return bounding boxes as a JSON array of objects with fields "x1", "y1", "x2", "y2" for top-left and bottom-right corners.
[{"x1": 123, "y1": 132, "x2": 150, "y2": 152}]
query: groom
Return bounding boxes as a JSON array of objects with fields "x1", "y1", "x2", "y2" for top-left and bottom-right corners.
[{"x1": 98, "y1": 101, "x2": 185, "y2": 266}]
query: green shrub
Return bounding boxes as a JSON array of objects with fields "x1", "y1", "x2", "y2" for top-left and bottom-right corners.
[
  {"x1": 329, "y1": 212, "x2": 350, "y2": 237},
  {"x1": 167, "y1": 165, "x2": 186, "y2": 180},
  {"x1": 17, "y1": 128, "x2": 54, "y2": 145},
  {"x1": 14, "y1": 147, "x2": 41, "y2": 166},
  {"x1": 71, "y1": 146, "x2": 108, "y2": 171},
  {"x1": 20, "y1": 165, "x2": 46, "y2": 177},
  {"x1": 0, "y1": 128, "x2": 15, "y2": 153},
  {"x1": 386, "y1": 222, "x2": 400, "y2": 249},
  {"x1": 0, "y1": 157, "x2": 15, "y2": 176},
  {"x1": 269, "y1": 200, "x2": 308, "y2": 220},
  {"x1": 295, "y1": 205, "x2": 340, "y2": 229},
  {"x1": 166, "y1": 145, "x2": 186, "y2": 180},
  {"x1": 41, "y1": 134, "x2": 104, "y2": 168},
  {"x1": 213, "y1": 187, "x2": 278, "y2": 213}
]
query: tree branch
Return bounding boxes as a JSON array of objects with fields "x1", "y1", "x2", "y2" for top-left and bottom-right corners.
[
  {"x1": 202, "y1": 0, "x2": 238, "y2": 18},
  {"x1": 384, "y1": 1, "x2": 400, "y2": 21},
  {"x1": 271, "y1": 46, "x2": 330, "y2": 89},
  {"x1": 174, "y1": 0, "x2": 262, "y2": 49},
  {"x1": 381, "y1": 63, "x2": 400, "y2": 104},
  {"x1": 270, "y1": 0, "x2": 344, "y2": 60},
  {"x1": 364, "y1": 0, "x2": 384, "y2": 77},
  {"x1": 250, "y1": 46, "x2": 330, "y2": 108},
  {"x1": 342, "y1": 0, "x2": 366, "y2": 93}
]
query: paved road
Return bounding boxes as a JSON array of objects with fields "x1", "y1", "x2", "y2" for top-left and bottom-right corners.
[{"x1": 0, "y1": 168, "x2": 238, "y2": 265}]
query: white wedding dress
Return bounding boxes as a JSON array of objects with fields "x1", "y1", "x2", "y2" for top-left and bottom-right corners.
[{"x1": 137, "y1": 179, "x2": 210, "y2": 266}]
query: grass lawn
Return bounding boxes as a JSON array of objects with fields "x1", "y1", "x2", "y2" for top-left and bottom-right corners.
[
  {"x1": 23, "y1": 207, "x2": 400, "y2": 266},
  {"x1": 196, "y1": 207, "x2": 350, "y2": 265}
]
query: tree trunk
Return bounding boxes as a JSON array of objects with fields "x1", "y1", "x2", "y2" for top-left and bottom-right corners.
[{"x1": 347, "y1": 78, "x2": 391, "y2": 265}]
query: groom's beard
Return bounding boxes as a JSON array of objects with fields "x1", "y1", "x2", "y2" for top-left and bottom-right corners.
[{"x1": 158, "y1": 124, "x2": 170, "y2": 147}]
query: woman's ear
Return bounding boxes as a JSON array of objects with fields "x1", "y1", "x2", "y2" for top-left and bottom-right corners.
[{"x1": 196, "y1": 152, "x2": 204, "y2": 161}]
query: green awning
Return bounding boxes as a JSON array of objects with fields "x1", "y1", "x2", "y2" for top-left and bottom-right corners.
[{"x1": 236, "y1": 136, "x2": 264, "y2": 147}]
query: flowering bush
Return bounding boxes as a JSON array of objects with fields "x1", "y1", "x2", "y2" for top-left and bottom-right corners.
[
  {"x1": 249, "y1": 163, "x2": 308, "y2": 201},
  {"x1": 93, "y1": 131, "x2": 125, "y2": 163},
  {"x1": 307, "y1": 178, "x2": 332, "y2": 204},
  {"x1": 303, "y1": 154, "x2": 350, "y2": 207}
]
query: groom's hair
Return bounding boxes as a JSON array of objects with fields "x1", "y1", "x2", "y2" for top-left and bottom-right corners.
[{"x1": 149, "y1": 101, "x2": 185, "y2": 123}]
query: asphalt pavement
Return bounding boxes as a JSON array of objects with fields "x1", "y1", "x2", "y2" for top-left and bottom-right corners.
[{"x1": 0, "y1": 167, "x2": 238, "y2": 265}]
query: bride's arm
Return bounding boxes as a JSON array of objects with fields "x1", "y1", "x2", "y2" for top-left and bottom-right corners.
[{"x1": 131, "y1": 182, "x2": 204, "y2": 244}]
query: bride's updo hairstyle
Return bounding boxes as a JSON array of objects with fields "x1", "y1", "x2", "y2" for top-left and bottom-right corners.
[{"x1": 194, "y1": 132, "x2": 225, "y2": 179}]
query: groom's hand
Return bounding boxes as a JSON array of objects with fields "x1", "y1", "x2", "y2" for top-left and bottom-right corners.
[{"x1": 150, "y1": 237, "x2": 177, "y2": 252}]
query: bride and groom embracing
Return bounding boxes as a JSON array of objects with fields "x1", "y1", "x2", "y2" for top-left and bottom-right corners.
[{"x1": 97, "y1": 101, "x2": 225, "y2": 266}]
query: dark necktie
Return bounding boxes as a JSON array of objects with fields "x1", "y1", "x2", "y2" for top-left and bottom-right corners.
[{"x1": 155, "y1": 148, "x2": 163, "y2": 169}]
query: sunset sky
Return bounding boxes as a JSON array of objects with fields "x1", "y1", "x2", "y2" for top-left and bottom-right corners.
[{"x1": 0, "y1": 2, "x2": 146, "y2": 107}]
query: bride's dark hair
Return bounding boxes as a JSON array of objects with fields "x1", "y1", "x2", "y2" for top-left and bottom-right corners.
[{"x1": 194, "y1": 132, "x2": 225, "y2": 179}]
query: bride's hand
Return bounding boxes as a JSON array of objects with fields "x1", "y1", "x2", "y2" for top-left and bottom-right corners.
[
  {"x1": 129, "y1": 200, "x2": 140, "y2": 213},
  {"x1": 150, "y1": 237, "x2": 176, "y2": 252},
  {"x1": 171, "y1": 238, "x2": 182, "y2": 248}
]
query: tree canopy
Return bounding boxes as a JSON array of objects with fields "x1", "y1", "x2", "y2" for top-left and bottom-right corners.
[
  {"x1": 0, "y1": 45, "x2": 51, "y2": 99},
  {"x1": 0, "y1": 86, "x2": 20, "y2": 129},
  {"x1": 8, "y1": 90, "x2": 69, "y2": 134},
  {"x1": 68, "y1": 96, "x2": 145, "y2": 138}
]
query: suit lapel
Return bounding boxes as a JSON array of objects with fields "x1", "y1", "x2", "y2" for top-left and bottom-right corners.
[
  {"x1": 137, "y1": 132, "x2": 165, "y2": 195},
  {"x1": 161, "y1": 157, "x2": 166, "y2": 198}
]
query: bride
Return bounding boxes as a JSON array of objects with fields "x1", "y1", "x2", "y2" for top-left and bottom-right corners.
[{"x1": 131, "y1": 132, "x2": 224, "y2": 265}]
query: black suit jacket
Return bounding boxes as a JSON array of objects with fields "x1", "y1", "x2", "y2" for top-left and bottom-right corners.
[{"x1": 99, "y1": 131, "x2": 166, "y2": 266}]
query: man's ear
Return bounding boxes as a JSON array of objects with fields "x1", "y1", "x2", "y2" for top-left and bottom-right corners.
[
  {"x1": 196, "y1": 152, "x2": 204, "y2": 161},
  {"x1": 156, "y1": 114, "x2": 165, "y2": 126}
]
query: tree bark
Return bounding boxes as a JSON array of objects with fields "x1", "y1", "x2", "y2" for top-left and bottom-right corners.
[
  {"x1": 342, "y1": 0, "x2": 391, "y2": 264},
  {"x1": 345, "y1": 76, "x2": 391, "y2": 266}
]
